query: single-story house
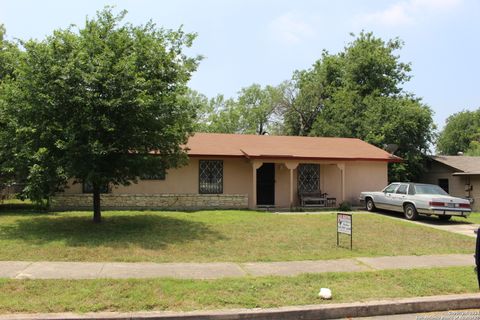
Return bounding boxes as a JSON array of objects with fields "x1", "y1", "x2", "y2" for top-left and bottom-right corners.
[
  {"x1": 420, "y1": 155, "x2": 480, "y2": 211},
  {"x1": 51, "y1": 133, "x2": 400, "y2": 210}
]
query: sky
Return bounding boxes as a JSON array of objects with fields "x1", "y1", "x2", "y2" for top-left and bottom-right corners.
[{"x1": 1, "y1": 0, "x2": 479, "y2": 130}]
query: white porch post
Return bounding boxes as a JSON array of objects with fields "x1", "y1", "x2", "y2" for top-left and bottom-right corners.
[
  {"x1": 251, "y1": 161, "x2": 263, "y2": 208},
  {"x1": 285, "y1": 161, "x2": 299, "y2": 208},
  {"x1": 337, "y1": 163, "x2": 345, "y2": 203}
]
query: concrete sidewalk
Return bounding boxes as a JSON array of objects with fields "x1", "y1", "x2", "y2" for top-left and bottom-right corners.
[{"x1": 0, "y1": 253, "x2": 473, "y2": 280}]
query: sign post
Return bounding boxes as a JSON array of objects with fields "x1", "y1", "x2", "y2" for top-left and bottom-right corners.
[{"x1": 337, "y1": 212, "x2": 352, "y2": 250}]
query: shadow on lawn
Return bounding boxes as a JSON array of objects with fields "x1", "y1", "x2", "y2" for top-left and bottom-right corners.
[
  {"x1": 0, "y1": 214, "x2": 226, "y2": 249},
  {"x1": 373, "y1": 209, "x2": 473, "y2": 225}
]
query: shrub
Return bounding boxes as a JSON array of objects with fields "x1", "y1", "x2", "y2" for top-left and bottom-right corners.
[{"x1": 338, "y1": 201, "x2": 352, "y2": 211}]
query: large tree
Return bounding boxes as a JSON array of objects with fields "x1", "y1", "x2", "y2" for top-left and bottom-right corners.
[
  {"x1": 0, "y1": 25, "x2": 23, "y2": 189},
  {"x1": 0, "y1": 25, "x2": 19, "y2": 81},
  {"x1": 0, "y1": 8, "x2": 201, "y2": 222},
  {"x1": 436, "y1": 109, "x2": 480, "y2": 155},
  {"x1": 281, "y1": 32, "x2": 435, "y2": 181},
  {"x1": 197, "y1": 84, "x2": 283, "y2": 135}
]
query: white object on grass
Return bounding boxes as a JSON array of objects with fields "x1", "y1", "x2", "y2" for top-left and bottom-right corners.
[
  {"x1": 15, "y1": 273, "x2": 33, "y2": 280},
  {"x1": 318, "y1": 288, "x2": 332, "y2": 299}
]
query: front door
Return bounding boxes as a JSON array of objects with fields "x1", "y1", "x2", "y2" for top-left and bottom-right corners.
[{"x1": 257, "y1": 163, "x2": 275, "y2": 205}]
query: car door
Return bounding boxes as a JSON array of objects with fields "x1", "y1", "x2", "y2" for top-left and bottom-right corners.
[
  {"x1": 390, "y1": 183, "x2": 409, "y2": 212},
  {"x1": 375, "y1": 183, "x2": 400, "y2": 210}
]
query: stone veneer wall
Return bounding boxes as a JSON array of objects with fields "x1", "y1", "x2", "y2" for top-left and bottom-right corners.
[{"x1": 50, "y1": 194, "x2": 249, "y2": 211}]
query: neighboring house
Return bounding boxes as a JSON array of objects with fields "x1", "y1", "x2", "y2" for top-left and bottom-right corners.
[
  {"x1": 51, "y1": 133, "x2": 400, "y2": 210},
  {"x1": 420, "y1": 155, "x2": 480, "y2": 211}
]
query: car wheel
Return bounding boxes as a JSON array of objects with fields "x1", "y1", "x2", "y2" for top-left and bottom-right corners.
[
  {"x1": 404, "y1": 203, "x2": 418, "y2": 221},
  {"x1": 365, "y1": 198, "x2": 376, "y2": 212},
  {"x1": 438, "y1": 215, "x2": 452, "y2": 221}
]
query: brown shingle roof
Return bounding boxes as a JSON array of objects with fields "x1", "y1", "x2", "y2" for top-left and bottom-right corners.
[
  {"x1": 186, "y1": 133, "x2": 401, "y2": 162},
  {"x1": 432, "y1": 155, "x2": 480, "y2": 175}
]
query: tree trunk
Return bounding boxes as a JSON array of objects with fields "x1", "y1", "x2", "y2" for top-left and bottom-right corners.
[{"x1": 93, "y1": 184, "x2": 101, "y2": 223}]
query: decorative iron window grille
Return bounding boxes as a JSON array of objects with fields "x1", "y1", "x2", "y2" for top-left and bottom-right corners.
[
  {"x1": 140, "y1": 169, "x2": 166, "y2": 180},
  {"x1": 199, "y1": 160, "x2": 223, "y2": 194},
  {"x1": 82, "y1": 182, "x2": 109, "y2": 194},
  {"x1": 298, "y1": 164, "x2": 320, "y2": 193}
]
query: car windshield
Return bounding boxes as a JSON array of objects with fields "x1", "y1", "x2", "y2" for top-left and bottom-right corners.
[{"x1": 414, "y1": 184, "x2": 449, "y2": 195}]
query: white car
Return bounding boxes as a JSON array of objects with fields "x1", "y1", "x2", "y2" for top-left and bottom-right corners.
[{"x1": 359, "y1": 182, "x2": 471, "y2": 221}]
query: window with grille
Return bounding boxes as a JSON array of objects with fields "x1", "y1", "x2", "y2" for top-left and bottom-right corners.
[
  {"x1": 298, "y1": 164, "x2": 320, "y2": 193},
  {"x1": 199, "y1": 160, "x2": 223, "y2": 194}
]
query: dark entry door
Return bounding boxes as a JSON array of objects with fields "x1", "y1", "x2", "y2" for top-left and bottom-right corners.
[{"x1": 257, "y1": 163, "x2": 275, "y2": 205}]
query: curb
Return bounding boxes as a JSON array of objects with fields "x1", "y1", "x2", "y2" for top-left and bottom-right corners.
[{"x1": 1, "y1": 293, "x2": 480, "y2": 320}]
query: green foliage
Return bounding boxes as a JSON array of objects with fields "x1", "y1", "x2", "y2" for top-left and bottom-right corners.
[
  {"x1": 0, "y1": 25, "x2": 24, "y2": 191},
  {"x1": 465, "y1": 141, "x2": 480, "y2": 156},
  {"x1": 200, "y1": 94, "x2": 243, "y2": 133},
  {"x1": 437, "y1": 109, "x2": 480, "y2": 155},
  {"x1": 0, "y1": 24, "x2": 20, "y2": 82},
  {"x1": 281, "y1": 32, "x2": 435, "y2": 181},
  {"x1": 0, "y1": 8, "x2": 201, "y2": 217},
  {"x1": 195, "y1": 84, "x2": 284, "y2": 135},
  {"x1": 235, "y1": 84, "x2": 283, "y2": 135},
  {"x1": 338, "y1": 201, "x2": 352, "y2": 211}
]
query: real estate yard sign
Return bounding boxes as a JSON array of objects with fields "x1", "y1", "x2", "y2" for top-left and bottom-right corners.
[{"x1": 337, "y1": 212, "x2": 352, "y2": 250}]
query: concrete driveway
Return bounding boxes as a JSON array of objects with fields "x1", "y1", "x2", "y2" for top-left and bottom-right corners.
[{"x1": 371, "y1": 211, "x2": 479, "y2": 238}]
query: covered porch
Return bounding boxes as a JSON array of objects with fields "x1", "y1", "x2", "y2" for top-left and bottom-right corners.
[{"x1": 250, "y1": 160, "x2": 346, "y2": 209}]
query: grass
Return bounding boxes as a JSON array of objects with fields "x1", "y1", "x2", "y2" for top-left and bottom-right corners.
[
  {"x1": 453, "y1": 212, "x2": 480, "y2": 224},
  {"x1": 0, "y1": 198, "x2": 31, "y2": 206},
  {"x1": 0, "y1": 198, "x2": 32, "y2": 205},
  {"x1": 0, "y1": 266, "x2": 477, "y2": 313},
  {"x1": 0, "y1": 210, "x2": 475, "y2": 262},
  {"x1": 0, "y1": 198, "x2": 46, "y2": 211}
]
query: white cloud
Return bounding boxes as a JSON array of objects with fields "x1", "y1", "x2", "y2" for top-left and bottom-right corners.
[
  {"x1": 358, "y1": 0, "x2": 463, "y2": 27},
  {"x1": 412, "y1": 0, "x2": 462, "y2": 11},
  {"x1": 268, "y1": 12, "x2": 315, "y2": 45},
  {"x1": 362, "y1": 3, "x2": 413, "y2": 27}
]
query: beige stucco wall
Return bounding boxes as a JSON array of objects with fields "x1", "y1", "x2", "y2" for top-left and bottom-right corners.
[
  {"x1": 321, "y1": 164, "x2": 342, "y2": 204},
  {"x1": 60, "y1": 158, "x2": 389, "y2": 210},
  {"x1": 421, "y1": 162, "x2": 465, "y2": 197},
  {"x1": 274, "y1": 163, "x2": 292, "y2": 207},
  {"x1": 344, "y1": 162, "x2": 388, "y2": 205},
  {"x1": 64, "y1": 158, "x2": 252, "y2": 196}
]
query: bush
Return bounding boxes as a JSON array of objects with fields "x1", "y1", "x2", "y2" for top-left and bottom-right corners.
[{"x1": 338, "y1": 201, "x2": 352, "y2": 211}]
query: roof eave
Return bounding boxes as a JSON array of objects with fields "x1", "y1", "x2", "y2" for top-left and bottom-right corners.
[
  {"x1": 188, "y1": 153, "x2": 402, "y2": 162},
  {"x1": 452, "y1": 172, "x2": 480, "y2": 176}
]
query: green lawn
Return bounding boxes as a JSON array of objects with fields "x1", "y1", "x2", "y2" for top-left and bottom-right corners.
[
  {"x1": 454, "y1": 212, "x2": 480, "y2": 224},
  {"x1": 0, "y1": 210, "x2": 475, "y2": 262},
  {"x1": 0, "y1": 198, "x2": 38, "y2": 210},
  {"x1": 0, "y1": 198, "x2": 32, "y2": 205},
  {"x1": 0, "y1": 266, "x2": 476, "y2": 313}
]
